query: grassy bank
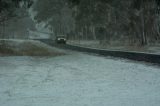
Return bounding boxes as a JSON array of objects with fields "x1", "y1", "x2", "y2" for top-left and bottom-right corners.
[{"x1": 0, "y1": 39, "x2": 64, "y2": 56}]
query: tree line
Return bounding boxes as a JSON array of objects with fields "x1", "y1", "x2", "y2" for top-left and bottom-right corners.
[
  {"x1": 33, "y1": 0, "x2": 160, "y2": 45},
  {"x1": 0, "y1": 0, "x2": 34, "y2": 38},
  {"x1": 0, "y1": 0, "x2": 33, "y2": 21}
]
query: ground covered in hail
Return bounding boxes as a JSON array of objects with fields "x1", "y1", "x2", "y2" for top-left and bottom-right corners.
[{"x1": 0, "y1": 52, "x2": 160, "y2": 106}]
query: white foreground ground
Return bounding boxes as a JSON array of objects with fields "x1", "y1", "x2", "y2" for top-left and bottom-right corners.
[{"x1": 0, "y1": 52, "x2": 160, "y2": 106}]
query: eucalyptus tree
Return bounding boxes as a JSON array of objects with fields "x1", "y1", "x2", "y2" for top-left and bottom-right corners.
[
  {"x1": 69, "y1": 0, "x2": 130, "y2": 41},
  {"x1": 33, "y1": 0, "x2": 159, "y2": 46},
  {"x1": 0, "y1": 0, "x2": 34, "y2": 38},
  {"x1": 33, "y1": 0, "x2": 74, "y2": 36},
  {"x1": 127, "y1": 0, "x2": 159, "y2": 45}
]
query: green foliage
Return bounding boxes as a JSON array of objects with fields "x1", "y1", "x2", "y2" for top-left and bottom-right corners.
[
  {"x1": 33, "y1": 0, "x2": 160, "y2": 45},
  {"x1": 33, "y1": 0, "x2": 74, "y2": 35},
  {"x1": 0, "y1": 0, "x2": 33, "y2": 19},
  {"x1": 34, "y1": 0, "x2": 65, "y2": 23}
]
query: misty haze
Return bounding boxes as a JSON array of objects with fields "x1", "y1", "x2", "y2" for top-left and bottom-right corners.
[{"x1": 0, "y1": 0, "x2": 160, "y2": 106}]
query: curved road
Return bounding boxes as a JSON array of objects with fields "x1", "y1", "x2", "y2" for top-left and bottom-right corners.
[{"x1": 0, "y1": 50, "x2": 160, "y2": 106}]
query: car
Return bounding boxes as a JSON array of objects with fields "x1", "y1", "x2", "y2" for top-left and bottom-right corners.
[{"x1": 55, "y1": 35, "x2": 67, "y2": 44}]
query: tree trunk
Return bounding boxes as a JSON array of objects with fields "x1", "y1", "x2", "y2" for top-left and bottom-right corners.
[
  {"x1": 141, "y1": 8, "x2": 147, "y2": 46},
  {"x1": 91, "y1": 26, "x2": 96, "y2": 40},
  {"x1": 0, "y1": 22, "x2": 2, "y2": 38},
  {"x1": 85, "y1": 25, "x2": 88, "y2": 40},
  {"x1": 2, "y1": 21, "x2": 5, "y2": 39}
]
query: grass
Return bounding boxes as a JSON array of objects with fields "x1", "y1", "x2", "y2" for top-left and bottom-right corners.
[
  {"x1": 0, "y1": 46, "x2": 17, "y2": 56},
  {"x1": 0, "y1": 40, "x2": 64, "y2": 56}
]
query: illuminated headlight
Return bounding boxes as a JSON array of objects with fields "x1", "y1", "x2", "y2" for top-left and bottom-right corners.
[{"x1": 58, "y1": 38, "x2": 66, "y2": 40}]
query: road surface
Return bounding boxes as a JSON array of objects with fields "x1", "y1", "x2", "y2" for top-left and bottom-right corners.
[{"x1": 0, "y1": 51, "x2": 160, "y2": 106}]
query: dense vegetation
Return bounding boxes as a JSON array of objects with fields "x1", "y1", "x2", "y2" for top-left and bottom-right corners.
[
  {"x1": 0, "y1": 0, "x2": 34, "y2": 39},
  {"x1": 33, "y1": 0, "x2": 160, "y2": 46},
  {"x1": 0, "y1": 0, "x2": 33, "y2": 20}
]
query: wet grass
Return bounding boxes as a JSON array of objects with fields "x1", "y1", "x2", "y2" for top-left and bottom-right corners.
[
  {"x1": 0, "y1": 40, "x2": 64, "y2": 56},
  {"x1": 0, "y1": 46, "x2": 16, "y2": 56}
]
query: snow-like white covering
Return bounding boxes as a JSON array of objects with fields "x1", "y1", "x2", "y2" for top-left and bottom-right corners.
[
  {"x1": 29, "y1": 30, "x2": 51, "y2": 39},
  {"x1": 0, "y1": 53, "x2": 160, "y2": 106}
]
